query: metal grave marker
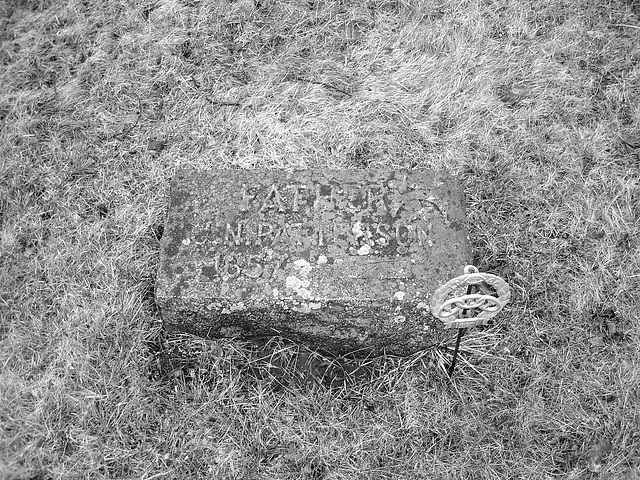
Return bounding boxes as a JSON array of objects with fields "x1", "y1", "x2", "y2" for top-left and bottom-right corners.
[{"x1": 155, "y1": 169, "x2": 473, "y2": 355}]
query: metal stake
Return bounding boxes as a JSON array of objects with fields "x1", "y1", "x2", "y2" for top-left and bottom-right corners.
[{"x1": 447, "y1": 283, "x2": 475, "y2": 378}]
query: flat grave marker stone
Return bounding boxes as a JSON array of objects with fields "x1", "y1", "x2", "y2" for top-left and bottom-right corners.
[{"x1": 156, "y1": 169, "x2": 473, "y2": 355}]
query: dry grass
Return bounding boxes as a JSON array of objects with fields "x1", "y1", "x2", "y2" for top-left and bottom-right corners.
[{"x1": 1, "y1": 0, "x2": 640, "y2": 478}]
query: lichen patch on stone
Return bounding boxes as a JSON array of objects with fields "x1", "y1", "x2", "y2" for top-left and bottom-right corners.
[
  {"x1": 296, "y1": 288, "x2": 312, "y2": 299},
  {"x1": 285, "y1": 276, "x2": 302, "y2": 290},
  {"x1": 393, "y1": 291, "x2": 405, "y2": 301},
  {"x1": 293, "y1": 258, "x2": 313, "y2": 276},
  {"x1": 357, "y1": 244, "x2": 371, "y2": 255}
]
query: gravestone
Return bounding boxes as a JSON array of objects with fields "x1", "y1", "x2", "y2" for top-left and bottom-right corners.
[{"x1": 156, "y1": 169, "x2": 473, "y2": 356}]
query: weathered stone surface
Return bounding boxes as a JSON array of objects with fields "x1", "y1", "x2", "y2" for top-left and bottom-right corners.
[{"x1": 156, "y1": 169, "x2": 473, "y2": 356}]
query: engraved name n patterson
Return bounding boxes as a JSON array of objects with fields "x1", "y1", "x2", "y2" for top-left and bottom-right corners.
[{"x1": 221, "y1": 220, "x2": 432, "y2": 249}]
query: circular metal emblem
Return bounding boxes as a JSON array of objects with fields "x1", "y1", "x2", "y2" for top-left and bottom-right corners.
[{"x1": 430, "y1": 265, "x2": 511, "y2": 329}]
